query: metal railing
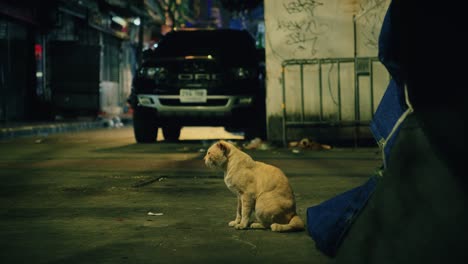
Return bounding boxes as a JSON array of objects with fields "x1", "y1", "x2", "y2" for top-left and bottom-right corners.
[{"x1": 281, "y1": 56, "x2": 386, "y2": 146}]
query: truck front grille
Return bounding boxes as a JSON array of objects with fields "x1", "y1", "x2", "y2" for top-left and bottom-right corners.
[{"x1": 159, "y1": 99, "x2": 228, "y2": 106}]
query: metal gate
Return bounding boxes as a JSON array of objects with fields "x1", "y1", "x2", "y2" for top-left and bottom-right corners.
[{"x1": 281, "y1": 57, "x2": 389, "y2": 146}]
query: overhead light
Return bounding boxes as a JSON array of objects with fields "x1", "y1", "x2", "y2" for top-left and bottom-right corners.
[{"x1": 133, "y1": 17, "x2": 141, "y2": 26}]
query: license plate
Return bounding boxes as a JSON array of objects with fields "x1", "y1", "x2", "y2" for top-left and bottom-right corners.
[{"x1": 180, "y1": 89, "x2": 207, "y2": 103}]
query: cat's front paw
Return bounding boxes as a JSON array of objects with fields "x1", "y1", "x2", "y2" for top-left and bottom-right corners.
[
  {"x1": 234, "y1": 223, "x2": 248, "y2": 230},
  {"x1": 228, "y1": 220, "x2": 239, "y2": 227},
  {"x1": 270, "y1": 223, "x2": 284, "y2": 232},
  {"x1": 250, "y1": 223, "x2": 266, "y2": 229}
]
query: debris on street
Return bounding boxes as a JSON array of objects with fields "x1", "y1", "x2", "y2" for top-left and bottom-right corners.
[
  {"x1": 147, "y1": 212, "x2": 164, "y2": 216},
  {"x1": 132, "y1": 176, "x2": 166, "y2": 188},
  {"x1": 99, "y1": 115, "x2": 124, "y2": 128},
  {"x1": 289, "y1": 138, "x2": 332, "y2": 151},
  {"x1": 242, "y1": 137, "x2": 271, "y2": 150}
]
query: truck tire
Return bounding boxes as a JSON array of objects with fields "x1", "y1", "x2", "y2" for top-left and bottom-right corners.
[
  {"x1": 244, "y1": 121, "x2": 267, "y2": 140},
  {"x1": 133, "y1": 107, "x2": 158, "y2": 143},
  {"x1": 244, "y1": 97, "x2": 267, "y2": 140},
  {"x1": 162, "y1": 126, "x2": 181, "y2": 142}
]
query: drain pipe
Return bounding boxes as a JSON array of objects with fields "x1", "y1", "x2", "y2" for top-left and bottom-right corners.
[{"x1": 353, "y1": 15, "x2": 360, "y2": 147}]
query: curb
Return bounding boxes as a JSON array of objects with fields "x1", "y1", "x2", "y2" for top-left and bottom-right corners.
[{"x1": 0, "y1": 121, "x2": 107, "y2": 140}]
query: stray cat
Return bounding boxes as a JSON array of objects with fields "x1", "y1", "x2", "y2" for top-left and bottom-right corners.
[{"x1": 204, "y1": 140, "x2": 304, "y2": 232}]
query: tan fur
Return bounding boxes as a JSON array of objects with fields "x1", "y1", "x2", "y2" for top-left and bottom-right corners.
[{"x1": 204, "y1": 140, "x2": 305, "y2": 232}]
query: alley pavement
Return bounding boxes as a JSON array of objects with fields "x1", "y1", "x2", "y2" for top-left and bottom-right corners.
[{"x1": 0, "y1": 125, "x2": 382, "y2": 264}]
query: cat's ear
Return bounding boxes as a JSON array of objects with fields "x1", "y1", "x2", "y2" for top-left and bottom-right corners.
[{"x1": 217, "y1": 140, "x2": 230, "y2": 155}]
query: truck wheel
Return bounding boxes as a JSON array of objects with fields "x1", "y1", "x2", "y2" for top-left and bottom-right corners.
[
  {"x1": 244, "y1": 122, "x2": 266, "y2": 140},
  {"x1": 244, "y1": 100, "x2": 267, "y2": 140},
  {"x1": 162, "y1": 126, "x2": 181, "y2": 142},
  {"x1": 133, "y1": 107, "x2": 158, "y2": 143}
]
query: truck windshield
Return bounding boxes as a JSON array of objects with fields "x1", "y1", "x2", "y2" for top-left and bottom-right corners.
[{"x1": 154, "y1": 30, "x2": 257, "y2": 65}]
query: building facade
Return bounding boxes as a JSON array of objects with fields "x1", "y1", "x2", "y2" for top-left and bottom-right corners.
[{"x1": 0, "y1": 0, "x2": 155, "y2": 121}]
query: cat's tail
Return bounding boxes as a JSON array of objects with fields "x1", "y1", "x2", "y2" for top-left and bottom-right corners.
[{"x1": 271, "y1": 215, "x2": 305, "y2": 232}]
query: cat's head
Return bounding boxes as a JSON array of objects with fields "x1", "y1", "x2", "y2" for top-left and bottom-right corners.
[{"x1": 204, "y1": 140, "x2": 231, "y2": 169}]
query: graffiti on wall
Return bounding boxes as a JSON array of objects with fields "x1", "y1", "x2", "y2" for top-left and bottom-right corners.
[
  {"x1": 274, "y1": 0, "x2": 329, "y2": 56},
  {"x1": 356, "y1": 0, "x2": 388, "y2": 51}
]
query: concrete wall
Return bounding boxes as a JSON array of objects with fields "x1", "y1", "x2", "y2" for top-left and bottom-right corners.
[{"x1": 264, "y1": 0, "x2": 390, "y2": 144}]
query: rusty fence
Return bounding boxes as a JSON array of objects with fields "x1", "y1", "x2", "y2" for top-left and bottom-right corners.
[{"x1": 281, "y1": 57, "x2": 389, "y2": 146}]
